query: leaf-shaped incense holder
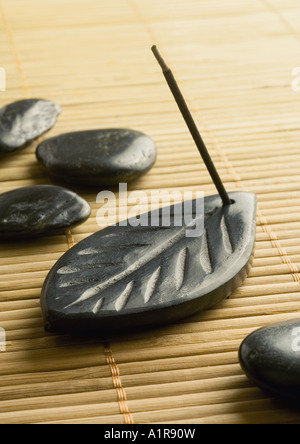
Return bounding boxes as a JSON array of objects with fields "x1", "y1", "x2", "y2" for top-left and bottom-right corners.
[{"x1": 41, "y1": 191, "x2": 256, "y2": 333}]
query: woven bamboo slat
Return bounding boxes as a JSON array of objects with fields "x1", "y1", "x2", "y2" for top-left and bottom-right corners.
[{"x1": 1, "y1": 0, "x2": 300, "y2": 424}]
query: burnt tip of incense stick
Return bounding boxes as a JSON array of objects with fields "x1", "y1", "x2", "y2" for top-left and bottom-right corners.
[{"x1": 151, "y1": 45, "x2": 169, "y2": 73}]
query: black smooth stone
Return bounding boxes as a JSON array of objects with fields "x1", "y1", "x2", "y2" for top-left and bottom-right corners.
[
  {"x1": 239, "y1": 319, "x2": 300, "y2": 403},
  {"x1": 0, "y1": 185, "x2": 91, "y2": 240},
  {"x1": 36, "y1": 129, "x2": 157, "y2": 187},
  {"x1": 0, "y1": 99, "x2": 61, "y2": 153},
  {"x1": 41, "y1": 191, "x2": 256, "y2": 334}
]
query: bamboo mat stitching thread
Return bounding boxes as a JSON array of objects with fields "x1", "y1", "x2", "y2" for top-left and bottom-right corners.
[
  {"x1": 127, "y1": 0, "x2": 156, "y2": 41},
  {"x1": 0, "y1": 3, "x2": 133, "y2": 424},
  {"x1": 258, "y1": 4, "x2": 300, "y2": 279},
  {"x1": 261, "y1": 0, "x2": 300, "y2": 43},
  {"x1": 128, "y1": 0, "x2": 300, "y2": 286},
  {"x1": 0, "y1": 1, "x2": 75, "y2": 248},
  {"x1": 104, "y1": 343, "x2": 134, "y2": 425},
  {"x1": 0, "y1": 0, "x2": 30, "y2": 98},
  {"x1": 202, "y1": 125, "x2": 300, "y2": 284},
  {"x1": 65, "y1": 229, "x2": 75, "y2": 249}
]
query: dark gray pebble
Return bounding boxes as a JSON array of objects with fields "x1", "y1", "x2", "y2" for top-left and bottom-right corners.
[
  {"x1": 36, "y1": 129, "x2": 156, "y2": 187},
  {"x1": 0, "y1": 99, "x2": 61, "y2": 153},
  {"x1": 0, "y1": 185, "x2": 91, "y2": 240},
  {"x1": 239, "y1": 319, "x2": 300, "y2": 403}
]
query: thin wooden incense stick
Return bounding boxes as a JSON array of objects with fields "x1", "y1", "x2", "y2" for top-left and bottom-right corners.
[{"x1": 151, "y1": 45, "x2": 232, "y2": 206}]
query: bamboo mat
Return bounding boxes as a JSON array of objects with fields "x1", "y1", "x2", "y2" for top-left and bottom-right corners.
[{"x1": 1, "y1": 0, "x2": 300, "y2": 425}]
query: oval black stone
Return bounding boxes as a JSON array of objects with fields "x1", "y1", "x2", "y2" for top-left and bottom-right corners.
[
  {"x1": 0, "y1": 99, "x2": 61, "y2": 153},
  {"x1": 36, "y1": 129, "x2": 157, "y2": 187},
  {"x1": 0, "y1": 185, "x2": 91, "y2": 240},
  {"x1": 239, "y1": 319, "x2": 300, "y2": 403}
]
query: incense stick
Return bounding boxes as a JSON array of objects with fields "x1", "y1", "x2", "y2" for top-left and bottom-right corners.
[{"x1": 151, "y1": 45, "x2": 232, "y2": 206}]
